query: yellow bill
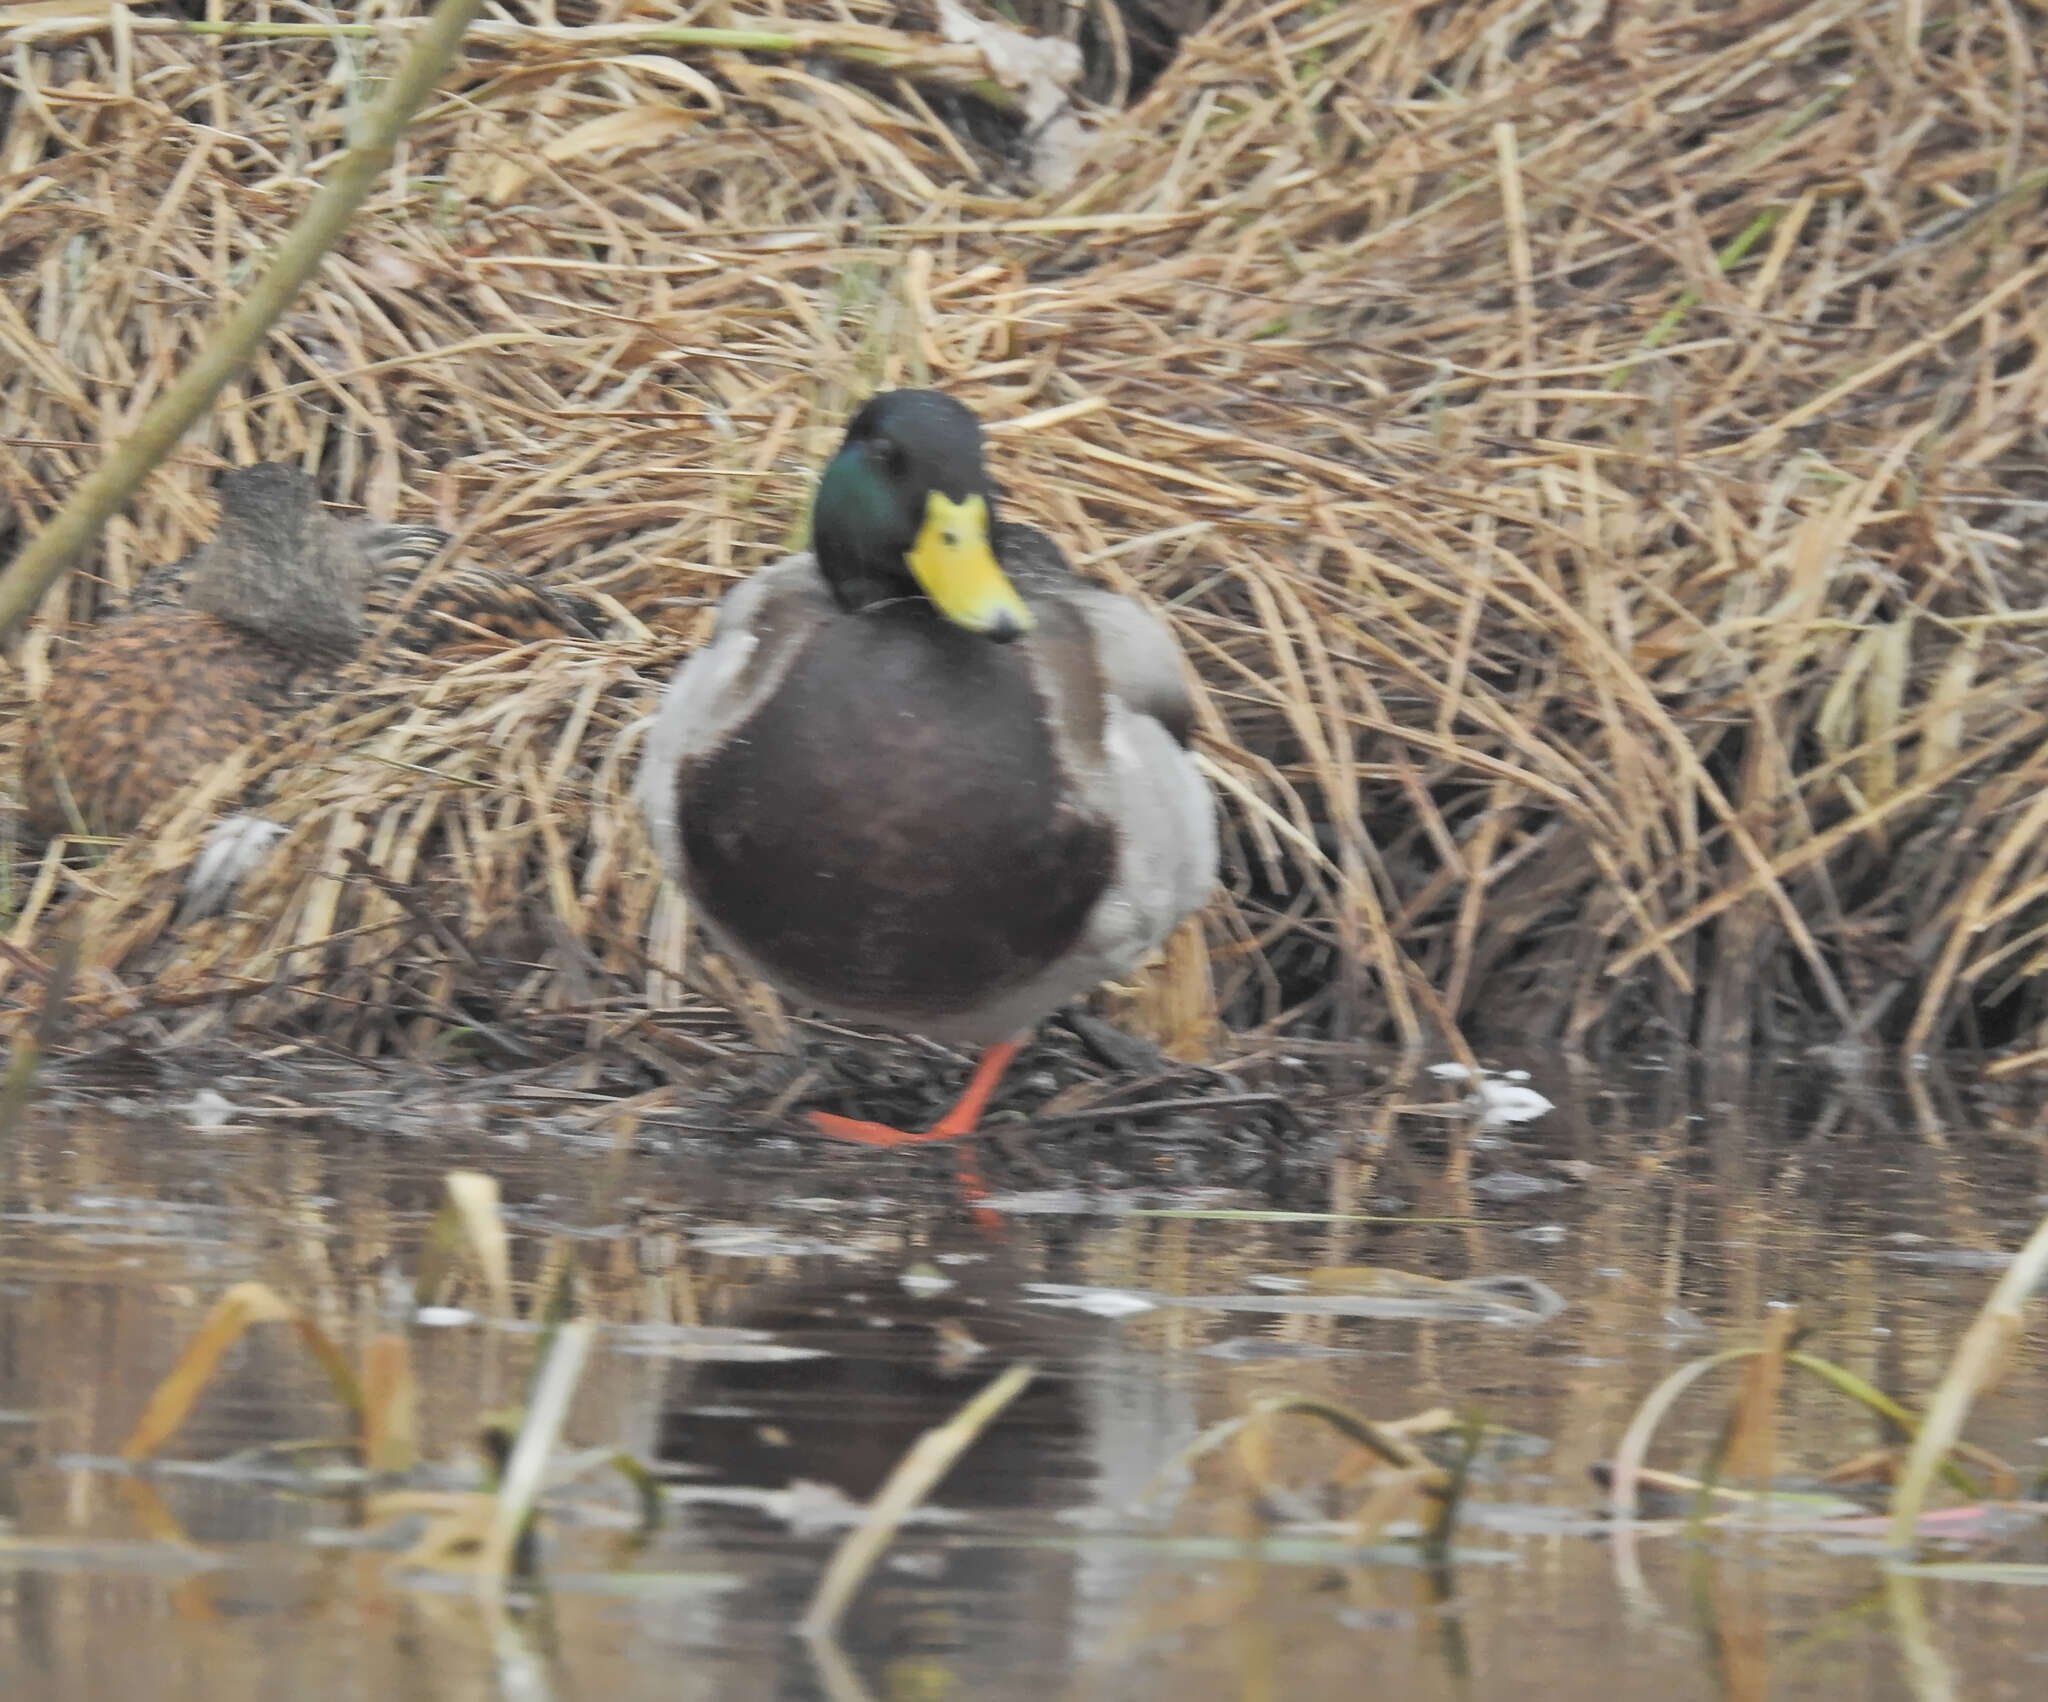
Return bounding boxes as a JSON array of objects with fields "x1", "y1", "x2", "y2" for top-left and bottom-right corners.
[{"x1": 907, "y1": 493, "x2": 1035, "y2": 638}]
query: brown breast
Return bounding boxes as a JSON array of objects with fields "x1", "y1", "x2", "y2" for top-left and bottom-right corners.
[
  {"x1": 19, "y1": 609, "x2": 304, "y2": 840},
  {"x1": 677, "y1": 604, "x2": 1116, "y2": 1019}
]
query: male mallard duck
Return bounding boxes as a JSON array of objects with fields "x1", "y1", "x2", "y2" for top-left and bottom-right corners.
[{"x1": 635, "y1": 389, "x2": 1218, "y2": 1146}]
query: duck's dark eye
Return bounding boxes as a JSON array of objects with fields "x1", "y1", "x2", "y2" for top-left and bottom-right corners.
[{"x1": 871, "y1": 438, "x2": 908, "y2": 479}]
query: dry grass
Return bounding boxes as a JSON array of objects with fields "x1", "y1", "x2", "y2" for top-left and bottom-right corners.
[{"x1": 4, "y1": 0, "x2": 2048, "y2": 1068}]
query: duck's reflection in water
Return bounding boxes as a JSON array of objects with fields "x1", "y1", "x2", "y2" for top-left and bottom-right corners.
[{"x1": 653, "y1": 1250, "x2": 1199, "y2": 1696}]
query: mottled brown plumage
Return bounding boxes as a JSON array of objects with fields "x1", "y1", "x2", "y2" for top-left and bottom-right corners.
[
  {"x1": 21, "y1": 606, "x2": 311, "y2": 840},
  {"x1": 22, "y1": 465, "x2": 414, "y2": 841},
  {"x1": 21, "y1": 466, "x2": 604, "y2": 845},
  {"x1": 375, "y1": 566, "x2": 603, "y2": 652}
]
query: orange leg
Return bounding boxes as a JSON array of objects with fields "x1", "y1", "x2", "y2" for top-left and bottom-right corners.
[{"x1": 807, "y1": 1039, "x2": 1024, "y2": 1148}]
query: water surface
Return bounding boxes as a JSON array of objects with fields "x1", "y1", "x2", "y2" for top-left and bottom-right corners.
[{"x1": 2, "y1": 1051, "x2": 2045, "y2": 1701}]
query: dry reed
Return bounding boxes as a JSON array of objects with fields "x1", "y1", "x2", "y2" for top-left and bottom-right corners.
[{"x1": 4, "y1": 0, "x2": 2047, "y2": 1068}]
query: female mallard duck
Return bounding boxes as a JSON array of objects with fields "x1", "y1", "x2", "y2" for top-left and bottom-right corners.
[
  {"x1": 20, "y1": 462, "x2": 600, "y2": 907},
  {"x1": 635, "y1": 389, "x2": 1218, "y2": 1146},
  {"x1": 19, "y1": 463, "x2": 435, "y2": 842}
]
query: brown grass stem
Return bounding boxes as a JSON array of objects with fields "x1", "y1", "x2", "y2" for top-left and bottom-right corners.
[
  {"x1": 0, "y1": 926, "x2": 76, "y2": 1144},
  {"x1": 1611, "y1": 1343, "x2": 1986, "y2": 1526},
  {"x1": 1887, "y1": 1207, "x2": 2048, "y2": 1555},
  {"x1": 477, "y1": 1317, "x2": 597, "y2": 1584}
]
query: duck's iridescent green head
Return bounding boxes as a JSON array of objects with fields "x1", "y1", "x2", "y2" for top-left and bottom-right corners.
[{"x1": 811, "y1": 390, "x2": 1034, "y2": 642}]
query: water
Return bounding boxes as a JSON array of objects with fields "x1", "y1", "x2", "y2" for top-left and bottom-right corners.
[{"x1": 2, "y1": 1051, "x2": 2045, "y2": 1701}]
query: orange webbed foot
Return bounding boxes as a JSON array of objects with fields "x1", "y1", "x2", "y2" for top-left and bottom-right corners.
[
  {"x1": 802, "y1": 1038, "x2": 1025, "y2": 1149},
  {"x1": 806, "y1": 1112, "x2": 972, "y2": 1148}
]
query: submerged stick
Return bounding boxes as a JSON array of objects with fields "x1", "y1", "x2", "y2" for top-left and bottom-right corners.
[{"x1": 0, "y1": 0, "x2": 486, "y2": 639}]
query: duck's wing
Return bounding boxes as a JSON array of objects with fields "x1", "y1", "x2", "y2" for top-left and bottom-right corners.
[
  {"x1": 633, "y1": 554, "x2": 834, "y2": 876},
  {"x1": 130, "y1": 494, "x2": 447, "y2": 616},
  {"x1": 996, "y1": 521, "x2": 1197, "y2": 746},
  {"x1": 378, "y1": 563, "x2": 603, "y2": 650},
  {"x1": 1061, "y1": 583, "x2": 1198, "y2": 749},
  {"x1": 1002, "y1": 578, "x2": 1215, "y2": 1008}
]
